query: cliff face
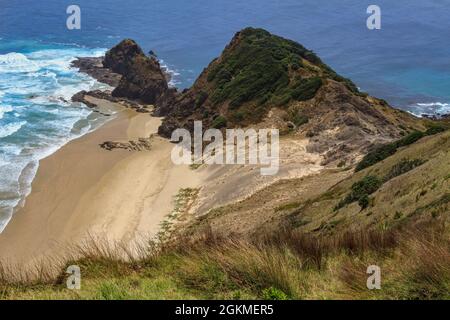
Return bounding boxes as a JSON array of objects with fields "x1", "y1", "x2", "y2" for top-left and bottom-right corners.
[
  {"x1": 156, "y1": 28, "x2": 425, "y2": 164},
  {"x1": 103, "y1": 39, "x2": 175, "y2": 107}
]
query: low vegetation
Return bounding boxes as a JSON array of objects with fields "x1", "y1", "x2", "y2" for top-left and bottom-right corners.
[
  {"x1": 285, "y1": 107, "x2": 309, "y2": 129},
  {"x1": 211, "y1": 115, "x2": 228, "y2": 129},
  {"x1": 355, "y1": 125, "x2": 447, "y2": 172},
  {"x1": 205, "y1": 27, "x2": 356, "y2": 125},
  {"x1": 290, "y1": 77, "x2": 323, "y2": 101},
  {"x1": 1, "y1": 221, "x2": 450, "y2": 300},
  {"x1": 383, "y1": 158, "x2": 426, "y2": 182},
  {"x1": 335, "y1": 176, "x2": 382, "y2": 210},
  {"x1": 336, "y1": 158, "x2": 427, "y2": 211}
]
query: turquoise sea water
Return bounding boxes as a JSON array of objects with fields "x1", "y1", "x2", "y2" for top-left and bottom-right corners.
[{"x1": 0, "y1": 0, "x2": 450, "y2": 229}]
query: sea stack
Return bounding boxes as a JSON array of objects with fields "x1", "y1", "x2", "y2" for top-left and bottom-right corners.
[{"x1": 104, "y1": 39, "x2": 175, "y2": 107}]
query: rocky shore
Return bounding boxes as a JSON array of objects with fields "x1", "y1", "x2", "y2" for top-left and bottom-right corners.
[
  {"x1": 71, "y1": 89, "x2": 151, "y2": 114},
  {"x1": 71, "y1": 39, "x2": 177, "y2": 118},
  {"x1": 71, "y1": 57, "x2": 121, "y2": 87}
]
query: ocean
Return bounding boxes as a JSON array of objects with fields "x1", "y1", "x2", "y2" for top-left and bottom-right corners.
[{"x1": 0, "y1": 0, "x2": 450, "y2": 230}]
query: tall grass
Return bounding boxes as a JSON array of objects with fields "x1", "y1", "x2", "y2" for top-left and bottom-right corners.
[{"x1": 1, "y1": 221, "x2": 450, "y2": 300}]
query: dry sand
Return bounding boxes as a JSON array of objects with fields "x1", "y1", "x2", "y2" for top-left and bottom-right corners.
[{"x1": 0, "y1": 99, "x2": 203, "y2": 264}]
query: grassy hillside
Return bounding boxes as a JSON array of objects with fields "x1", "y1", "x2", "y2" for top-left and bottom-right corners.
[
  {"x1": 283, "y1": 129, "x2": 450, "y2": 234},
  {"x1": 203, "y1": 28, "x2": 357, "y2": 121},
  {"x1": 181, "y1": 127, "x2": 449, "y2": 239},
  {"x1": 2, "y1": 221, "x2": 450, "y2": 300}
]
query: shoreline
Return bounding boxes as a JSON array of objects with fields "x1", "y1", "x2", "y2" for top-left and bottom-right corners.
[
  {"x1": 10, "y1": 101, "x2": 117, "y2": 220},
  {"x1": 0, "y1": 95, "x2": 120, "y2": 234},
  {"x1": 0, "y1": 97, "x2": 204, "y2": 264}
]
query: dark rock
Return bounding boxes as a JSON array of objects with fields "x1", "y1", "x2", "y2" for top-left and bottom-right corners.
[
  {"x1": 71, "y1": 90, "x2": 97, "y2": 108},
  {"x1": 103, "y1": 39, "x2": 175, "y2": 106},
  {"x1": 157, "y1": 119, "x2": 180, "y2": 140},
  {"x1": 72, "y1": 57, "x2": 121, "y2": 87},
  {"x1": 100, "y1": 137, "x2": 152, "y2": 151}
]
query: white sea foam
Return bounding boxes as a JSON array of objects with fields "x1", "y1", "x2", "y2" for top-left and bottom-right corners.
[
  {"x1": 0, "y1": 105, "x2": 12, "y2": 120},
  {"x1": 0, "y1": 52, "x2": 39, "y2": 73},
  {"x1": 0, "y1": 45, "x2": 109, "y2": 232},
  {"x1": 407, "y1": 102, "x2": 450, "y2": 117},
  {"x1": 159, "y1": 59, "x2": 181, "y2": 87},
  {"x1": 0, "y1": 121, "x2": 26, "y2": 138}
]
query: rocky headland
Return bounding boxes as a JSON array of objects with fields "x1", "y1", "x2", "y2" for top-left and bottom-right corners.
[
  {"x1": 73, "y1": 28, "x2": 429, "y2": 168},
  {"x1": 71, "y1": 39, "x2": 177, "y2": 114}
]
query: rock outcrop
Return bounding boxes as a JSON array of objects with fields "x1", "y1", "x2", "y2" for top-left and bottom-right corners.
[
  {"x1": 72, "y1": 57, "x2": 122, "y2": 87},
  {"x1": 103, "y1": 39, "x2": 176, "y2": 107},
  {"x1": 71, "y1": 90, "x2": 151, "y2": 113},
  {"x1": 100, "y1": 137, "x2": 153, "y2": 151}
]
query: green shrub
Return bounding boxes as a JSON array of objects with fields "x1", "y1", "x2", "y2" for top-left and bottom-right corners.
[
  {"x1": 206, "y1": 28, "x2": 328, "y2": 112},
  {"x1": 425, "y1": 125, "x2": 447, "y2": 135},
  {"x1": 230, "y1": 110, "x2": 246, "y2": 122},
  {"x1": 211, "y1": 116, "x2": 227, "y2": 128},
  {"x1": 262, "y1": 287, "x2": 288, "y2": 300},
  {"x1": 271, "y1": 92, "x2": 292, "y2": 107},
  {"x1": 291, "y1": 62, "x2": 301, "y2": 71},
  {"x1": 351, "y1": 176, "x2": 382, "y2": 199},
  {"x1": 195, "y1": 91, "x2": 209, "y2": 108},
  {"x1": 355, "y1": 143, "x2": 397, "y2": 172},
  {"x1": 291, "y1": 77, "x2": 323, "y2": 101},
  {"x1": 337, "y1": 160, "x2": 346, "y2": 168},
  {"x1": 384, "y1": 158, "x2": 426, "y2": 182},
  {"x1": 355, "y1": 128, "x2": 442, "y2": 172},
  {"x1": 325, "y1": 69, "x2": 359, "y2": 93},
  {"x1": 286, "y1": 108, "x2": 309, "y2": 128},
  {"x1": 293, "y1": 114, "x2": 309, "y2": 127},
  {"x1": 411, "y1": 193, "x2": 450, "y2": 217},
  {"x1": 358, "y1": 195, "x2": 370, "y2": 210},
  {"x1": 335, "y1": 176, "x2": 382, "y2": 210},
  {"x1": 395, "y1": 131, "x2": 425, "y2": 148},
  {"x1": 215, "y1": 68, "x2": 232, "y2": 87},
  {"x1": 394, "y1": 211, "x2": 403, "y2": 220}
]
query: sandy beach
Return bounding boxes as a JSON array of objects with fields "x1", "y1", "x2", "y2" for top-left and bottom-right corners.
[
  {"x1": 0, "y1": 98, "x2": 203, "y2": 264},
  {"x1": 0, "y1": 98, "x2": 324, "y2": 266}
]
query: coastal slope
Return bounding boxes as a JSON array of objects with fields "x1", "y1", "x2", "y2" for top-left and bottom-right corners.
[{"x1": 1, "y1": 28, "x2": 449, "y2": 300}]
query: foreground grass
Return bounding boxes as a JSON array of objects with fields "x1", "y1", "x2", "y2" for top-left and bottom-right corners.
[{"x1": 1, "y1": 221, "x2": 450, "y2": 300}]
